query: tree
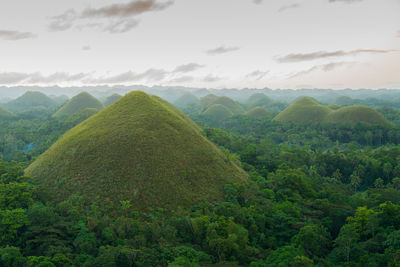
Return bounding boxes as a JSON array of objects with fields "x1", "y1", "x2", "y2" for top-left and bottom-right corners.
[{"x1": 334, "y1": 224, "x2": 360, "y2": 263}]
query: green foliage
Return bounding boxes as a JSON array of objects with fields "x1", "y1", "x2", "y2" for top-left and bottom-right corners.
[
  {"x1": 26, "y1": 91, "x2": 248, "y2": 210},
  {"x1": 202, "y1": 104, "x2": 234, "y2": 123},
  {"x1": 52, "y1": 92, "x2": 103, "y2": 118},
  {"x1": 3, "y1": 91, "x2": 58, "y2": 113},
  {"x1": 103, "y1": 94, "x2": 122, "y2": 107},
  {"x1": 174, "y1": 93, "x2": 199, "y2": 109},
  {"x1": 245, "y1": 107, "x2": 270, "y2": 119}
]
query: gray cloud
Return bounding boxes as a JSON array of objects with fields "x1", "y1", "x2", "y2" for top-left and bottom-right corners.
[
  {"x1": 290, "y1": 62, "x2": 355, "y2": 78},
  {"x1": 202, "y1": 75, "x2": 223, "y2": 83},
  {"x1": 253, "y1": 0, "x2": 263, "y2": 4},
  {"x1": 85, "y1": 68, "x2": 168, "y2": 84},
  {"x1": 48, "y1": 9, "x2": 77, "y2": 31},
  {"x1": 82, "y1": 45, "x2": 91, "y2": 51},
  {"x1": 81, "y1": 0, "x2": 174, "y2": 18},
  {"x1": 0, "y1": 30, "x2": 36, "y2": 40},
  {"x1": 206, "y1": 46, "x2": 240, "y2": 55},
  {"x1": 246, "y1": 70, "x2": 269, "y2": 80},
  {"x1": 172, "y1": 63, "x2": 204, "y2": 73},
  {"x1": 329, "y1": 0, "x2": 363, "y2": 3},
  {"x1": 167, "y1": 76, "x2": 195, "y2": 84},
  {"x1": 278, "y1": 3, "x2": 301, "y2": 12},
  {"x1": 0, "y1": 72, "x2": 89, "y2": 85},
  {"x1": 277, "y1": 49, "x2": 391, "y2": 63},
  {"x1": 103, "y1": 19, "x2": 139, "y2": 33},
  {"x1": 397, "y1": 30, "x2": 400, "y2": 37}
]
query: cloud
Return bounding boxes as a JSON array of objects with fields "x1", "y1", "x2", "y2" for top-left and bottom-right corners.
[
  {"x1": 202, "y1": 75, "x2": 223, "y2": 83},
  {"x1": 0, "y1": 30, "x2": 36, "y2": 40},
  {"x1": 49, "y1": 1, "x2": 173, "y2": 34},
  {"x1": 206, "y1": 46, "x2": 240, "y2": 55},
  {"x1": 82, "y1": 45, "x2": 91, "y2": 51},
  {"x1": 167, "y1": 76, "x2": 195, "y2": 84},
  {"x1": 81, "y1": 0, "x2": 174, "y2": 18},
  {"x1": 328, "y1": 0, "x2": 363, "y2": 3},
  {"x1": 85, "y1": 69, "x2": 167, "y2": 84},
  {"x1": 0, "y1": 72, "x2": 89, "y2": 85},
  {"x1": 277, "y1": 49, "x2": 392, "y2": 63},
  {"x1": 397, "y1": 30, "x2": 400, "y2": 37},
  {"x1": 48, "y1": 9, "x2": 77, "y2": 31},
  {"x1": 253, "y1": 0, "x2": 263, "y2": 4},
  {"x1": 289, "y1": 62, "x2": 355, "y2": 78},
  {"x1": 278, "y1": 3, "x2": 301, "y2": 12},
  {"x1": 246, "y1": 70, "x2": 269, "y2": 80},
  {"x1": 172, "y1": 63, "x2": 204, "y2": 73}
]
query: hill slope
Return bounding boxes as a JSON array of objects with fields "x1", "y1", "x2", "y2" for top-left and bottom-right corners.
[
  {"x1": 103, "y1": 94, "x2": 122, "y2": 107},
  {"x1": 174, "y1": 93, "x2": 199, "y2": 108},
  {"x1": 246, "y1": 93, "x2": 272, "y2": 109},
  {"x1": 246, "y1": 107, "x2": 270, "y2": 119},
  {"x1": 53, "y1": 92, "x2": 103, "y2": 118},
  {"x1": 211, "y1": 96, "x2": 245, "y2": 115},
  {"x1": 0, "y1": 107, "x2": 13, "y2": 118},
  {"x1": 4, "y1": 91, "x2": 58, "y2": 113},
  {"x1": 202, "y1": 104, "x2": 234, "y2": 122},
  {"x1": 26, "y1": 91, "x2": 248, "y2": 210},
  {"x1": 324, "y1": 105, "x2": 391, "y2": 126},
  {"x1": 274, "y1": 97, "x2": 332, "y2": 124}
]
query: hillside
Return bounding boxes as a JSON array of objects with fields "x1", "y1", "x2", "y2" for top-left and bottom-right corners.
[
  {"x1": 26, "y1": 91, "x2": 248, "y2": 210},
  {"x1": 211, "y1": 96, "x2": 245, "y2": 115},
  {"x1": 202, "y1": 104, "x2": 234, "y2": 122},
  {"x1": 246, "y1": 106, "x2": 270, "y2": 119},
  {"x1": 274, "y1": 96, "x2": 332, "y2": 124},
  {"x1": 324, "y1": 105, "x2": 391, "y2": 127},
  {"x1": 246, "y1": 93, "x2": 272, "y2": 109},
  {"x1": 174, "y1": 93, "x2": 199, "y2": 108},
  {"x1": 103, "y1": 94, "x2": 122, "y2": 107},
  {"x1": 197, "y1": 94, "x2": 219, "y2": 112},
  {"x1": 4, "y1": 91, "x2": 58, "y2": 113},
  {"x1": 0, "y1": 107, "x2": 13, "y2": 118},
  {"x1": 53, "y1": 92, "x2": 103, "y2": 118}
]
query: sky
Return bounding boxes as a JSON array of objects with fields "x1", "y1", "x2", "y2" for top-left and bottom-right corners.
[{"x1": 0, "y1": 0, "x2": 399, "y2": 90}]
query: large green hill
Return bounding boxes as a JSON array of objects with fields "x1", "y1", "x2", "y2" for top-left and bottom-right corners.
[
  {"x1": 26, "y1": 91, "x2": 248, "y2": 210},
  {"x1": 202, "y1": 104, "x2": 234, "y2": 122},
  {"x1": 174, "y1": 93, "x2": 199, "y2": 108},
  {"x1": 246, "y1": 93, "x2": 272, "y2": 109},
  {"x1": 324, "y1": 105, "x2": 391, "y2": 127},
  {"x1": 246, "y1": 106, "x2": 270, "y2": 119},
  {"x1": 53, "y1": 92, "x2": 103, "y2": 118},
  {"x1": 274, "y1": 97, "x2": 332, "y2": 124},
  {"x1": 4, "y1": 91, "x2": 58, "y2": 113},
  {"x1": 103, "y1": 94, "x2": 122, "y2": 107},
  {"x1": 211, "y1": 96, "x2": 245, "y2": 115}
]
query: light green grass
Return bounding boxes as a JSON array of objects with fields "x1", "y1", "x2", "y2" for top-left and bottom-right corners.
[
  {"x1": 246, "y1": 93, "x2": 272, "y2": 109},
  {"x1": 53, "y1": 92, "x2": 103, "y2": 118},
  {"x1": 4, "y1": 91, "x2": 57, "y2": 113},
  {"x1": 203, "y1": 104, "x2": 234, "y2": 122},
  {"x1": 26, "y1": 91, "x2": 248, "y2": 210},
  {"x1": 246, "y1": 107, "x2": 270, "y2": 118},
  {"x1": 323, "y1": 105, "x2": 392, "y2": 126}
]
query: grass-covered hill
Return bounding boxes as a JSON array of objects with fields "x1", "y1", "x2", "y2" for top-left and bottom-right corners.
[
  {"x1": 103, "y1": 93, "x2": 122, "y2": 107},
  {"x1": 197, "y1": 94, "x2": 219, "y2": 112},
  {"x1": 211, "y1": 96, "x2": 245, "y2": 115},
  {"x1": 274, "y1": 96, "x2": 332, "y2": 124},
  {"x1": 26, "y1": 91, "x2": 248, "y2": 210},
  {"x1": 51, "y1": 95, "x2": 69, "y2": 105},
  {"x1": 246, "y1": 93, "x2": 272, "y2": 109},
  {"x1": 0, "y1": 107, "x2": 13, "y2": 118},
  {"x1": 246, "y1": 106, "x2": 270, "y2": 119},
  {"x1": 53, "y1": 92, "x2": 103, "y2": 118},
  {"x1": 202, "y1": 104, "x2": 234, "y2": 122},
  {"x1": 173, "y1": 93, "x2": 199, "y2": 108},
  {"x1": 324, "y1": 105, "x2": 392, "y2": 127},
  {"x1": 3, "y1": 91, "x2": 58, "y2": 113}
]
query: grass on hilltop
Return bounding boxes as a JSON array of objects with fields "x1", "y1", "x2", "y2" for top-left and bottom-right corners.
[
  {"x1": 246, "y1": 106, "x2": 270, "y2": 119},
  {"x1": 4, "y1": 91, "x2": 58, "y2": 113},
  {"x1": 103, "y1": 94, "x2": 122, "y2": 107},
  {"x1": 53, "y1": 92, "x2": 103, "y2": 118},
  {"x1": 26, "y1": 91, "x2": 248, "y2": 210}
]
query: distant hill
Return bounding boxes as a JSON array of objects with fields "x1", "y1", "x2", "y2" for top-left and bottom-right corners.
[
  {"x1": 202, "y1": 104, "x2": 234, "y2": 122},
  {"x1": 4, "y1": 91, "x2": 58, "y2": 113},
  {"x1": 324, "y1": 105, "x2": 391, "y2": 127},
  {"x1": 246, "y1": 107, "x2": 270, "y2": 119},
  {"x1": 26, "y1": 91, "x2": 248, "y2": 210},
  {"x1": 61, "y1": 108, "x2": 99, "y2": 126},
  {"x1": 0, "y1": 107, "x2": 14, "y2": 118},
  {"x1": 174, "y1": 93, "x2": 199, "y2": 108},
  {"x1": 53, "y1": 92, "x2": 103, "y2": 118},
  {"x1": 51, "y1": 95, "x2": 69, "y2": 105},
  {"x1": 246, "y1": 93, "x2": 272, "y2": 109},
  {"x1": 197, "y1": 94, "x2": 219, "y2": 112},
  {"x1": 211, "y1": 96, "x2": 245, "y2": 115},
  {"x1": 103, "y1": 94, "x2": 122, "y2": 107},
  {"x1": 274, "y1": 97, "x2": 332, "y2": 124}
]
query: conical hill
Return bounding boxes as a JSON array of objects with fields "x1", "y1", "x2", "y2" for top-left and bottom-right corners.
[
  {"x1": 26, "y1": 91, "x2": 248, "y2": 210},
  {"x1": 53, "y1": 92, "x2": 103, "y2": 118}
]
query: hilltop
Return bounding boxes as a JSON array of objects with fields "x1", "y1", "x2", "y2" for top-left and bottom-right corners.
[
  {"x1": 26, "y1": 91, "x2": 248, "y2": 210},
  {"x1": 274, "y1": 97, "x2": 332, "y2": 124},
  {"x1": 53, "y1": 92, "x2": 103, "y2": 118},
  {"x1": 3, "y1": 91, "x2": 58, "y2": 113},
  {"x1": 324, "y1": 105, "x2": 391, "y2": 127},
  {"x1": 174, "y1": 93, "x2": 199, "y2": 108},
  {"x1": 211, "y1": 96, "x2": 245, "y2": 115},
  {"x1": 246, "y1": 107, "x2": 270, "y2": 119},
  {"x1": 202, "y1": 104, "x2": 234, "y2": 122},
  {"x1": 103, "y1": 94, "x2": 122, "y2": 107},
  {"x1": 246, "y1": 93, "x2": 272, "y2": 109}
]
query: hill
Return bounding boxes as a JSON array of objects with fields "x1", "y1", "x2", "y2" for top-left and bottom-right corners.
[
  {"x1": 202, "y1": 104, "x2": 234, "y2": 122},
  {"x1": 174, "y1": 93, "x2": 199, "y2": 108},
  {"x1": 246, "y1": 93, "x2": 272, "y2": 109},
  {"x1": 4, "y1": 91, "x2": 58, "y2": 113},
  {"x1": 103, "y1": 94, "x2": 122, "y2": 107},
  {"x1": 26, "y1": 91, "x2": 248, "y2": 210},
  {"x1": 211, "y1": 96, "x2": 245, "y2": 115},
  {"x1": 53, "y1": 92, "x2": 103, "y2": 118},
  {"x1": 273, "y1": 97, "x2": 332, "y2": 124},
  {"x1": 197, "y1": 94, "x2": 219, "y2": 112},
  {"x1": 0, "y1": 107, "x2": 13, "y2": 118},
  {"x1": 246, "y1": 107, "x2": 270, "y2": 119},
  {"x1": 324, "y1": 105, "x2": 391, "y2": 127},
  {"x1": 51, "y1": 95, "x2": 69, "y2": 105}
]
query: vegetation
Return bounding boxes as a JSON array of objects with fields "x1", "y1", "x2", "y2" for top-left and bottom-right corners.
[
  {"x1": 210, "y1": 96, "x2": 245, "y2": 115},
  {"x1": 26, "y1": 91, "x2": 248, "y2": 210},
  {"x1": 173, "y1": 93, "x2": 199, "y2": 108},
  {"x1": 103, "y1": 94, "x2": 122, "y2": 107},
  {"x1": 53, "y1": 92, "x2": 103, "y2": 118},
  {"x1": 324, "y1": 105, "x2": 391, "y2": 127},
  {"x1": 246, "y1": 107, "x2": 270, "y2": 119},
  {"x1": 0, "y1": 107, "x2": 13, "y2": 118},
  {"x1": 202, "y1": 104, "x2": 234, "y2": 123},
  {"x1": 274, "y1": 97, "x2": 332, "y2": 124},
  {"x1": 2, "y1": 91, "x2": 58, "y2": 113}
]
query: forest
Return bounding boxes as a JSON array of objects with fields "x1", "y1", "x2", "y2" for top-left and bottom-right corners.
[{"x1": 0, "y1": 89, "x2": 400, "y2": 267}]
